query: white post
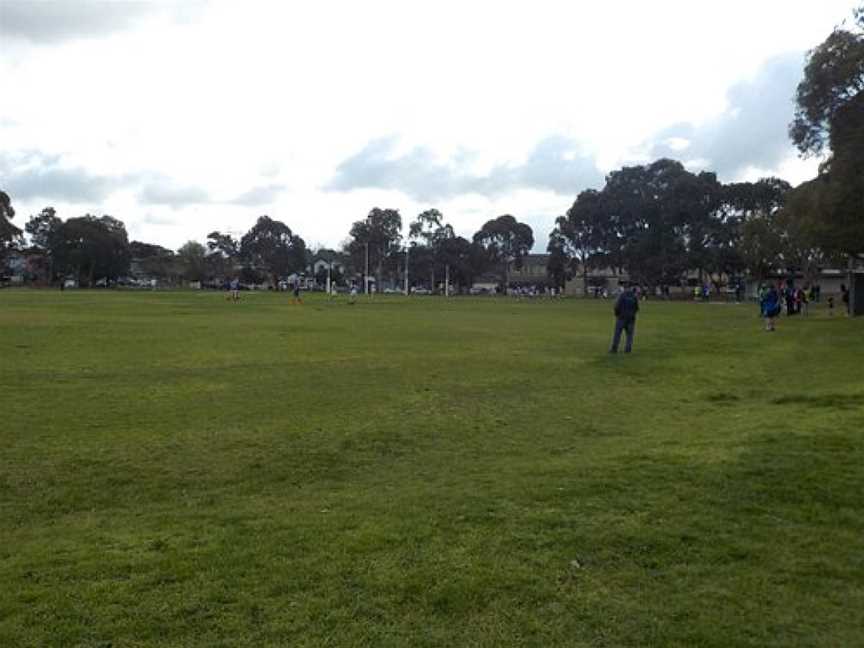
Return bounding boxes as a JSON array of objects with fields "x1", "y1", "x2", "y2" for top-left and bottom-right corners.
[
  {"x1": 445, "y1": 264, "x2": 450, "y2": 297},
  {"x1": 404, "y1": 245, "x2": 409, "y2": 295},
  {"x1": 326, "y1": 262, "x2": 331, "y2": 297}
]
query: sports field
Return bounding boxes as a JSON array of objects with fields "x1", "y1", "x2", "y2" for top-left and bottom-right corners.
[{"x1": 1, "y1": 290, "x2": 862, "y2": 647}]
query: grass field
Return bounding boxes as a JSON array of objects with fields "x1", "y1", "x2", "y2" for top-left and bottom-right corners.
[{"x1": 1, "y1": 289, "x2": 863, "y2": 647}]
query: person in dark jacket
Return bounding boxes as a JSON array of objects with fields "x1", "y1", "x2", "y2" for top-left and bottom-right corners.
[{"x1": 610, "y1": 283, "x2": 639, "y2": 353}]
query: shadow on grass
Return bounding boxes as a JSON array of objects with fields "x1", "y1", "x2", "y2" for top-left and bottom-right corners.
[
  {"x1": 704, "y1": 393, "x2": 741, "y2": 405},
  {"x1": 771, "y1": 393, "x2": 864, "y2": 410}
]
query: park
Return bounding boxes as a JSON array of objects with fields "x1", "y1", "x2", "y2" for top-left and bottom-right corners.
[
  {"x1": 1, "y1": 289, "x2": 862, "y2": 645},
  {"x1": 2, "y1": 2, "x2": 864, "y2": 645}
]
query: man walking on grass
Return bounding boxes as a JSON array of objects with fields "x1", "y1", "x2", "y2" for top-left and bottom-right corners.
[{"x1": 610, "y1": 282, "x2": 639, "y2": 353}]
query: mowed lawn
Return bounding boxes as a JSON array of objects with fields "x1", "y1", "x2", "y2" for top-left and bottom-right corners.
[{"x1": 1, "y1": 290, "x2": 862, "y2": 647}]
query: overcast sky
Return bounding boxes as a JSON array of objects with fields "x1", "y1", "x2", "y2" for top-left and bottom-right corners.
[{"x1": 0, "y1": 0, "x2": 855, "y2": 251}]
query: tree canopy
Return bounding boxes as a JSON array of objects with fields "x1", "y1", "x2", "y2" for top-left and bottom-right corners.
[
  {"x1": 240, "y1": 216, "x2": 307, "y2": 285},
  {"x1": 177, "y1": 241, "x2": 208, "y2": 282},
  {"x1": 473, "y1": 214, "x2": 534, "y2": 289},
  {"x1": 25, "y1": 207, "x2": 63, "y2": 254},
  {"x1": 1, "y1": 190, "x2": 23, "y2": 268},
  {"x1": 53, "y1": 215, "x2": 132, "y2": 285},
  {"x1": 347, "y1": 208, "x2": 403, "y2": 289},
  {"x1": 790, "y1": 5, "x2": 864, "y2": 256}
]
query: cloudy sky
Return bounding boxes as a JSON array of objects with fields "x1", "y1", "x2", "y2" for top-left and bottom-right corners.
[{"x1": 0, "y1": 0, "x2": 855, "y2": 251}]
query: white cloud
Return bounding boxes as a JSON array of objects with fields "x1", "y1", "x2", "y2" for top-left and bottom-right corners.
[
  {"x1": 0, "y1": 0, "x2": 853, "y2": 250},
  {"x1": 0, "y1": 0, "x2": 207, "y2": 43}
]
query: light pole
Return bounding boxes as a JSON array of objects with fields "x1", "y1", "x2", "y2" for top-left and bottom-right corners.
[
  {"x1": 404, "y1": 244, "x2": 409, "y2": 295},
  {"x1": 364, "y1": 241, "x2": 369, "y2": 296}
]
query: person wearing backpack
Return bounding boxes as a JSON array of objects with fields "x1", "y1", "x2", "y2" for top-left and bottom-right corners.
[{"x1": 610, "y1": 282, "x2": 640, "y2": 353}]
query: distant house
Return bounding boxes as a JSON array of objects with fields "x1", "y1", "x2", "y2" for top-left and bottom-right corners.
[
  {"x1": 306, "y1": 251, "x2": 348, "y2": 288},
  {"x1": 310, "y1": 256, "x2": 347, "y2": 277},
  {"x1": 5, "y1": 251, "x2": 26, "y2": 283},
  {"x1": 3, "y1": 250, "x2": 48, "y2": 284}
]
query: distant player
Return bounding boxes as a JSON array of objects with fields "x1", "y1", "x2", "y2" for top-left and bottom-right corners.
[
  {"x1": 349, "y1": 284, "x2": 357, "y2": 305},
  {"x1": 230, "y1": 277, "x2": 240, "y2": 301},
  {"x1": 292, "y1": 282, "x2": 302, "y2": 305}
]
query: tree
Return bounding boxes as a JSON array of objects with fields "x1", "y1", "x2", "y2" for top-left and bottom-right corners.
[
  {"x1": 775, "y1": 180, "x2": 833, "y2": 283},
  {"x1": 790, "y1": 6, "x2": 864, "y2": 156},
  {"x1": 790, "y1": 5, "x2": 864, "y2": 256},
  {"x1": 205, "y1": 231, "x2": 239, "y2": 281},
  {"x1": 240, "y1": 216, "x2": 307, "y2": 286},
  {"x1": 560, "y1": 189, "x2": 607, "y2": 295},
  {"x1": 177, "y1": 241, "x2": 207, "y2": 282},
  {"x1": 54, "y1": 215, "x2": 131, "y2": 285},
  {"x1": 546, "y1": 226, "x2": 572, "y2": 291},
  {"x1": 717, "y1": 178, "x2": 791, "y2": 281},
  {"x1": 347, "y1": 208, "x2": 403, "y2": 292},
  {"x1": 601, "y1": 160, "x2": 691, "y2": 288},
  {"x1": 408, "y1": 208, "x2": 444, "y2": 245},
  {"x1": 438, "y1": 236, "x2": 476, "y2": 292},
  {"x1": 97, "y1": 215, "x2": 133, "y2": 281},
  {"x1": 1, "y1": 190, "x2": 23, "y2": 270},
  {"x1": 25, "y1": 207, "x2": 63, "y2": 282},
  {"x1": 675, "y1": 171, "x2": 726, "y2": 284},
  {"x1": 739, "y1": 215, "x2": 784, "y2": 282},
  {"x1": 409, "y1": 209, "x2": 457, "y2": 291},
  {"x1": 25, "y1": 207, "x2": 62, "y2": 250},
  {"x1": 130, "y1": 241, "x2": 176, "y2": 283},
  {"x1": 472, "y1": 214, "x2": 534, "y2": 292}
]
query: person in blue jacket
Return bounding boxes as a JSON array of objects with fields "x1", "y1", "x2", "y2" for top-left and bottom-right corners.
[{"x1": 761, "y1": 283, "x2": 781, "y2": 331}]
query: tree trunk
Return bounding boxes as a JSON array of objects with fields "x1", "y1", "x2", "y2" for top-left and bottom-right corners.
[
  {"x1": 582, "y1": 258, "x2": 588, "y2": 297},
  {"x1": 376, "y1": 246, "x2": 383, "y2": 294},
  {"x1": 504, "y1": 259, "x2": 509, "y2": 295}
]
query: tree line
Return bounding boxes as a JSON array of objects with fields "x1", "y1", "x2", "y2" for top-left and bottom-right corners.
[
  {"x1": 547, "y1": 165, "x2": 813, "y2": 293},
  {"x1": 0, "y1": 197, "x2": 538, "y2": 291}
]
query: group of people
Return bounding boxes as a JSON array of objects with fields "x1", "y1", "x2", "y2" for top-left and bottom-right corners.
[
  {"x1": 758, "y1": 282, "x2": 849, "y2": 331},
  {"x1": 508, "y1": 285, "x2": 563, "y2": 298},
  {"x1": 761, "y1": 283, "x2": 812, "y2": 319},
  {"x1": 612, "y1": 279, "x2": 851, "y2": 352}
]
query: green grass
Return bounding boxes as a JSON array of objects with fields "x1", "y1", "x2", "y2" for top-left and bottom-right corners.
[{"x1": 1, "y1": 289, "x2": 862, "y2": 647}]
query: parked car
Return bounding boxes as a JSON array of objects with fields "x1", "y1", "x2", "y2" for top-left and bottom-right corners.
[{"x1": 412, "y1": 287, "x2": 432, "y2": 295}]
